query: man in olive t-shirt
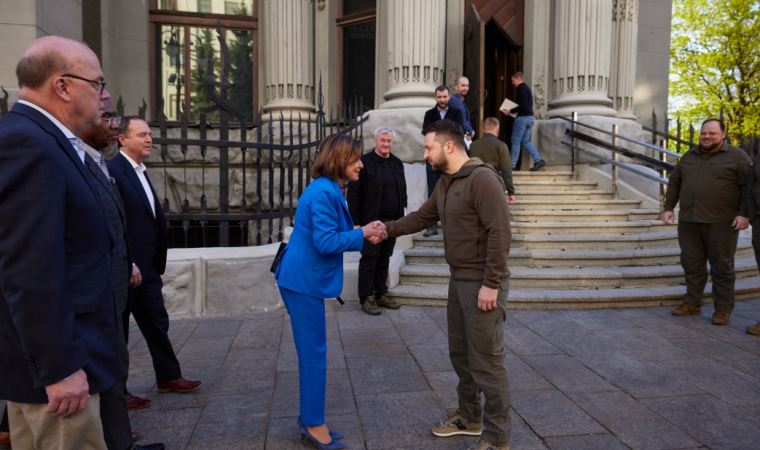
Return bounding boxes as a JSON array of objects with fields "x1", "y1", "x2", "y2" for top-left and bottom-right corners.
[{"x1": 660, "y1": 118, "x2": 752, "y2": 326}]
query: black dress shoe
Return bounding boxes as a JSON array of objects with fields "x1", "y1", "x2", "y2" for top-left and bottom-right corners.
[
  {"x1": 135, "y1": 444, "x2": 165, "y2": 450},
  {"x1": 529, "y1": 160, "x2": 545, "y2": 171}
]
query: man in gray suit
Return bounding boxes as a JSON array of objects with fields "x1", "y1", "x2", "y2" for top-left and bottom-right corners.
[{"x1": 80, "y1": 102, "x2": 164, "y2": 450}]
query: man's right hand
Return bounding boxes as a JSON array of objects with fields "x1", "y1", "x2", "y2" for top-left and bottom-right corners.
[
  {"x1": 45, "y1": 368, "x2": 89, "y2": 417},
  {"x1": 130, "y1": 264, "x2": 142, "y2": 287},
  {"x1": 660, "y1": 211, "x2": 675, "y2": 224}
]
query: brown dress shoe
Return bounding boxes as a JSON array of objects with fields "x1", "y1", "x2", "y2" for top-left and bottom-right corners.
[
  {"x1": 157, "y1": 378, "x2": 201, "y2": 393},
  {"x1": 711, "y1": 311, "x2": 731, "y2": 325},
  {"x1": 376, "y1": 293, "x2": 400, "y2": 310},
  {"x1": 671, "y1": 302, "x2": 701, "y2": 316},
  {"x1": 747, "y1": 322, "x2": 760, "y2": 335},
  {"x1": 126, "y1": 393, "x2": 152, "y2": 410}
]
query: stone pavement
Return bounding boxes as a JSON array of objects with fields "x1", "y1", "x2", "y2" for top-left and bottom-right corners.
[
  {"x1": 3, "y1": 300, "x2": 759, "y2": 449},
  {"x1": 117, "y1": 299, "x2": 760, "y2": 450}
]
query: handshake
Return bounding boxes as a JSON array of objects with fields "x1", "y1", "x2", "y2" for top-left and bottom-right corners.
[{"x1": 361, "y1": 220, "x2": 389, "y2": 244}]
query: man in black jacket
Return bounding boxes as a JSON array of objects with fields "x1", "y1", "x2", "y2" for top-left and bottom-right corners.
[
  {"x1": 348, "y1": 127, "x2": 408, "y2": 315},
  {"x1": 509, "y1": 72, "x2": 545, "y2": 171},
  {"x1": 422, "y1": 85, "x2": 464, "y2": 236}
]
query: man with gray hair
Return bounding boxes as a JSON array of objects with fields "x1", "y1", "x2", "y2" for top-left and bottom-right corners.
[
  {"x1": 348, "y1": 127, "x2": 408, "y2": 315},
  {"x1": 0, "y1": 36, "x2": 121, "y2": 450}
]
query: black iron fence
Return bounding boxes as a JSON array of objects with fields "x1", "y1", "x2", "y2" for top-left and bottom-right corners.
[
  {"x1": 148, "y1": 87, "x2": 367, "y2": 248},
  {"x1": 0, "y1": 26, "x2": 368, "y2": 248}
]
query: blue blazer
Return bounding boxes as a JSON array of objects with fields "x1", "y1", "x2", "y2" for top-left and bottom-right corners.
[
  {"x1": 276, "y1": 176, "x2": 364, "y2": 299},
  {"x1": 0, "y1": 103, "x2": 121, "y2": 403},
  {"x1": 107, "y1": 152, "x2": 168, "y2": 281}
]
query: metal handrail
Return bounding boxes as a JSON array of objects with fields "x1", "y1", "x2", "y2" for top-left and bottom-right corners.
[
  {"x1": 556, "y1": 114, "x2": 682, "y2": 159},
  {"x1": 560, "y1": 140, "x2": 669, "y2": 185}
]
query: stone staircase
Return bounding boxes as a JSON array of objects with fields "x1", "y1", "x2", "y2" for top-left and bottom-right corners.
[{"x1": 389, "y1": 169, "x2": 760, "y2": 309}]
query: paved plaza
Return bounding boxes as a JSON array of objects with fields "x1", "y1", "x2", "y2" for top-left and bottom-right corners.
[{"x1": 5, "y1": 299, "x2": 760, "y2": 449}]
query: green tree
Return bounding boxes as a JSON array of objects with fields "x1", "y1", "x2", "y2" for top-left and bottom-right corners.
[
  {"x1": 191, "y1": 28, "x2": 220, "y2": 121},
  {"x1": 227, "y1": 28, "x2": 254, "y2": 122},
  {"x1": 669, "y1": 0, "x2": 759, "y2": 141}
]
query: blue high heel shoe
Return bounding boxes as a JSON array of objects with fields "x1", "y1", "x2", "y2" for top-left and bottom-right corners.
[
  {"x1": 297, "y1": 417, "x2": 344, "y2": 441},
  {"x1": 300, "y1": 425, "x2": 346, "y2": 449}
]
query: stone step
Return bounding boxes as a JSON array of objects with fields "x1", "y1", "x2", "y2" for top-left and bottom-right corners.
[
  {"x1": 512, "y1": 180, "x2": 600, "y2": 191},
  {"x1": 511, "y1": 209, "x2": 661, "y2": 222},
  {"x1": 512, "y1": 171, "x2": 574, "y2": 182},
  {"x1": 388, "y1": 276, "x2": 760, "y2": 309},
  {"x1": 511, "y1": 220, "x2": 671, "y2": 233},
  {"x1": 403, "y1": 238, "x2": 754, "y2": 267},
  {"x1": 514, "y1": 190, "x2": 615, "y2": 200},
  {"x1": 413, "y1": 229, "x2": 681, "y2": 249},
  {"x1": 397, "y1": 255, "x2": 759, "y2": 289},
  {"x1": 510, "y1": 199, "x2": 642, "y2": 211}
]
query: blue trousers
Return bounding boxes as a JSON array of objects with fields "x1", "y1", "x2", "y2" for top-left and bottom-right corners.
[
  {"x1": 510, "y1": 115, "x2": 543, "y2": 168},
  {"x1": 279, "y1": 287, "x2": 327, "y2": 426}
]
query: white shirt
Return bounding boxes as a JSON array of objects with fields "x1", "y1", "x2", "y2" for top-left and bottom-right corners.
[
  {"x1": 120, "y1": 150, "x2": 155, "y2": 217},
  {"x1": 17, "y1": 99, "x2": 85, "y2": 163},
  {"x1": 83, "y1": 143, "x2": 110, "y2": 177},
  {"x1": 437, "y1": 106, "x2": 449, "y2": 120}
]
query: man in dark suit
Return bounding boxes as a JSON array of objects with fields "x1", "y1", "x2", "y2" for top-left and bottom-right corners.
[
  {"x1": 107, "y1": 117, "x2": 201, "y2": 401},
  {"x1": 0, "y1": 36, "x2": 121, "y2": 449},
  {"x1": 80, "y1": 103, "x2": 164, "y2": 450},
  {"x1": 422, "y1": 85, "x2": 464, "y2": 236}
]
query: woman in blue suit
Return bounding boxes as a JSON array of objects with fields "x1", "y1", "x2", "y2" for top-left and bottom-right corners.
[{"x1": 275, "y1": 134, "x2": 386, "y2": 449}]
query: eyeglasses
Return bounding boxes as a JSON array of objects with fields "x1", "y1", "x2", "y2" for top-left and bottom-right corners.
[
  {"x1": 100, "y1": 115, "x2": 122, "y2": 127},
  {"x1": 61, "y1": 73, "x2": 107, "y2": 94}
]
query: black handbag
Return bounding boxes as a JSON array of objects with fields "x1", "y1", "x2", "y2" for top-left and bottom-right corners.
[{"x1": 270, "y1": 241, "x2": 287, "y2": 273}]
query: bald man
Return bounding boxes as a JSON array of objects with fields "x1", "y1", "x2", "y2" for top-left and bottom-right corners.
[{"x1": 0, "y1": 36, "x2": 121, "y2": 449}]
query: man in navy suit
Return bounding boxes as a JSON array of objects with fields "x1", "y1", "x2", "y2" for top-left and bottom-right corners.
[
  {"x1": 422, "y1": 85, "x2": 464, "y2": 236},
  {"x1": 0, "y1": 36, "x2": 121, "y2": 449},
  {"x1": 107, "y1": 117, "x2": 201, "y2": 402}
]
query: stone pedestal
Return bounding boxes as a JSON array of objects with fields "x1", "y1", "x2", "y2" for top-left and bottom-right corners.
[
  {"x1": 261, "y1": 0, "x2": 315, "y2": 115},
  {"x1": 548, "y1": 0, "x2": 617, "y2": 117},
  {"x1": 610, "y1": 0, "x2": 639, "y2": 119},
  {"x1": 378, "y1": 0, "x2": 446, "y2": 109}
]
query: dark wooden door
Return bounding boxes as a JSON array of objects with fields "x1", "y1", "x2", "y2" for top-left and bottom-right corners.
[{"x1": 463, "y1": 4, "x2": 484, "y2": 136}]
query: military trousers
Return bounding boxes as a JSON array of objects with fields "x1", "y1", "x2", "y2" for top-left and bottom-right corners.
[
  {"x1": 678, "y1": 220, "x2": 738, "y2": 312},
  {"x1": 447, "y1": 278, "x2": 511, "y2": 446}
]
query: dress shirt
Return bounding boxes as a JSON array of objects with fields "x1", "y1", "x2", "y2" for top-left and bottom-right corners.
[
  {"x1": 437, "y1": 106, "x2": 449, "y2": 120},
  {"x1": 16, "y1": 99, "x2": 84, "y2": 163},
  {"x1": 83, "y1": 143, "x2": 110, "y2": 177},
  {"x1": 120, "y1": 151, "x2": 156, "y2": 217}
]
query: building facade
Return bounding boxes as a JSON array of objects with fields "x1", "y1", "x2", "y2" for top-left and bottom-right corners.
[{"x1": 0, "y1": 0, "x2": 671, "y2": 157}]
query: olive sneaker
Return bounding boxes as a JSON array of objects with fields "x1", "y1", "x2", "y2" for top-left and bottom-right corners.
[{"x1": 431, "y1": 410, "x2": 482, "y2": 437}]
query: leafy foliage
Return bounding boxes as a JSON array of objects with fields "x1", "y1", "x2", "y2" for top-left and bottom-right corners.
[{"x1": 669, "y1": 0, "x2": 759, "y2": 140}]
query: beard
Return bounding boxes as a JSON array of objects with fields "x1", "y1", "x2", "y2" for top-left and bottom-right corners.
[
  {"x1": 428, "y1": 158, "x2": 447, "y2": 173},
  {"x1": 701, "y1": 141, "x2": 722, "y2": 152}
]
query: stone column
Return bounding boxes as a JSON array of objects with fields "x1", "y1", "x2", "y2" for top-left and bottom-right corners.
[
  {"x1": 548, "y1": 0, "x2": 617, "y2": 117},
  {"x1": 261, "y1": 0, "x2": 314, "y2": 114},
  {"x1": 610, "y1": 0, "x2": 638, "y2": 119},
  {"x1": 378, "y1": 0, "x2": 446, "y2": 109}
]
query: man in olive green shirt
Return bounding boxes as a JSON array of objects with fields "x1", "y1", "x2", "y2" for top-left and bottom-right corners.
[
  {"x1": 661, "y1": 118, "x2": 752, "y2": 325},
  {"x1": 469, "y1": 117, "x2": 516, "y2": 205}
]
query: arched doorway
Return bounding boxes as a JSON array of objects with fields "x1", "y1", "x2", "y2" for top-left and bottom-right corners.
[{"x1": 463, "y1": 0, "x2": 524, "y2": 165}]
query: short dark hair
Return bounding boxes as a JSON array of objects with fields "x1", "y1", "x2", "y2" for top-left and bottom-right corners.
[
  {"x1": 16, "y1": 48, "x2": 68, "y2": 89},
  {"x1": 311, "y1": 133, "x2": 362, "y2": 180},
  {"x1": 422, "y1": 119, "x2": 466, "y2": 151},
  {"x1": 701, "y1": 118, "x2": 726, "y2": 132},
  {"x1": 118, "y1": 116, "x2": 147, "y2": 147},
  {"x1": 434, "y1": 84, "x2": 450, "y2": 94}
]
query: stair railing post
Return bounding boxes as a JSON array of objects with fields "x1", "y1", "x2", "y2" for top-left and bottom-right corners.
[
  {"x1": 571, "y1": 111, "x2": 578, "y2": 178},
  {"x1": 611, "y1": 124, "x2": 619, "y2": 197},
  {"x1": 660, "y1": 151, "x2": 668, "y2": 211}
]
